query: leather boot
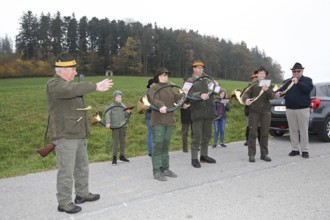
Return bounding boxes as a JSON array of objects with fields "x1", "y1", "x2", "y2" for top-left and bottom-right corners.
[
  {"x1": 119, "y1": 155, "x2": 129, "y2": 162},
  {"x1": 260, "y1": 154, "x2": 271, "y2": 162},
  {"x1": 200, "y1": 155, "x2": 216, "y2": 163},
  {"x1": 191, "y1": 159, "x2": 201, "y2": 168},
  {"x1": 112, "y1": 156, "x2": 117, "y2": 165},
  {"x1": 249, "y1": 155, "x2": 255, "y2": 162}
]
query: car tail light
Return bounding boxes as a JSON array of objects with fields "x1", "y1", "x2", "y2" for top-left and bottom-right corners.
[{"x1": 310, "y1": 99, "x2": 320, "y2": 109}]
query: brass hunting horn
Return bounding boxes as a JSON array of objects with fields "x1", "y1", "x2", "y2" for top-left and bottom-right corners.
[
  {"x1": 234, "y1": 82, "x2": 259, "y2": 105},
  {"x1": 248, "y1": 89, "x2": 264, "y2": 104},
  {"x1": 136, "y1": 94, "x2": 151, "y2": 114},
  {"x1": 274, "y1": 79, "x2": 295, "y2": 97}
]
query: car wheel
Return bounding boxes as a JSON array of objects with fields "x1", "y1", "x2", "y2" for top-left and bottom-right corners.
[
  {"x1": 317, "y1": 117, "x2": 330, "y2": 142},
  {"x1": 269, "y1": 129, "x2": 285, "y2": 137}
]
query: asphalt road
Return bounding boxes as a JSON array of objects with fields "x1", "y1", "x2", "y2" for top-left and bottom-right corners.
[{"x1": 1, "y1": 135, "x2": 330, "y2": 220}]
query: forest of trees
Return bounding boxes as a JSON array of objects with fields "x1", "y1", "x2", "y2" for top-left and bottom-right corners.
[{"x1": 0, "y1": 11, "x2": 284, "y2": 82}]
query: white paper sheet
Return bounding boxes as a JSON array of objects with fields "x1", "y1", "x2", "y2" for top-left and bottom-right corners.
[
  {"x1": 182, "y1": 82, "x2": 193, "y2": 91},
  {"x1": 259, "y1": 79, "x2": 271, "y2": 87}
]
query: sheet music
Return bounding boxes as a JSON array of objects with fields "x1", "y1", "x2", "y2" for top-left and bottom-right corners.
[
  {"x1": 259, "y1": 79, "x2": 271, "y2": 87},
  {"x1": 208, "y1": 83, "x2": 221, "y2": 94},
  {"x1": 214, "y1": 85, "x2": 221, "y2": 94},
  {"x1": 182, "y1": 82, "x2": 193, "y2": 91}
]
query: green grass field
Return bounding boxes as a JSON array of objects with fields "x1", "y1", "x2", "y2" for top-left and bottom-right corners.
[{"x1": 0, "y1": 76, "x2": 248, "y2": 178}]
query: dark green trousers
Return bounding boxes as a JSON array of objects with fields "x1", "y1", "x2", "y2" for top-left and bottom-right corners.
[
  {"x1": 248, "y1": 111, "x2": 271, "y2": 156},
  {"x1": 151, "y1": 125, "x2": 173, "y2": 174},
  {"x1": 181, "y1": 122, "x2": 191, "y2": 151},
  {"x1": 111, "y1": 127, "x2": 126, "y2": 157},
  {"x1": 54, "y1": 138, "x2": 89, "y2": 206},
  {"x1": 191, "y1": 119, "x2": 212, "y2": 159}
]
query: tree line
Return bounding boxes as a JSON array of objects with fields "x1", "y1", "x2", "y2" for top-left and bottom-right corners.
[{"x1": 1, "y1": 11, "x2": 284, "y2": 82}]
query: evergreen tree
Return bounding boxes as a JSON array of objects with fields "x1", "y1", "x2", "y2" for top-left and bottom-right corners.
[
  {"x1": 51, "y1": 11, "x2": 64, "y2": 56},
  {"x1": 88, "y1": 17, "x2": 100, "y2": 52},
  {"x1": 38, "y1": 13, "x2": 52, "y2": 61},
  {"x1": 11, "y1": 11, "x2": 284, "y2": 81},
  {"x1": 0, "y1": 35, "x2": 13, "y2": 54},
  {"x1": 15, "y1": 11, "x2": 39, "y2": 60},
  {"x1": 78, "y1": 16, "x2": 89, "y2": 74},
  {"x1": 66, "y1": 14, "x2": 78, "y2": 55}
]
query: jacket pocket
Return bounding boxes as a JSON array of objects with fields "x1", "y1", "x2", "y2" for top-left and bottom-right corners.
[{"x1": 63, "y1": 116, "x2": 84, "y2": 136}]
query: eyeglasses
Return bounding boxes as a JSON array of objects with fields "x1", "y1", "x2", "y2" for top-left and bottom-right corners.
[{"x1": 292, "y1": 70, "x2": 301, "y2": 73}]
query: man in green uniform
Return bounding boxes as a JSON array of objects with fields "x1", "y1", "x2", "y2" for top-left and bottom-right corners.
[
  {"x1": 186, "y1": 60, "x2": 217, "y2": 168},
  {"x1": 46, "y1": 53, "x2": 113, "y2": 214}
]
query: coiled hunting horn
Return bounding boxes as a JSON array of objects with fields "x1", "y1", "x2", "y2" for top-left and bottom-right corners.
[
  {"x1": 91, "y1": 105, "x2": 133, "y2": 129},
  {"x1": 186, "y1": 74, "x2": 217, "y2": 101},
  {"x1": 148, "y1": 84, "x2": 187, "y2": 112}
]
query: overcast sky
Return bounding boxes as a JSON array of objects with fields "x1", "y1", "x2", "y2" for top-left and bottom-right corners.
[{"x1": 1, "y1": 0, "x2": 329, "y2": 83}]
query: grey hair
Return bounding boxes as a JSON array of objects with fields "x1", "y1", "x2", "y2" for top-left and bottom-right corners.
[{"x1": 55, "y1": 67, "x2": 61, "y2": 74}]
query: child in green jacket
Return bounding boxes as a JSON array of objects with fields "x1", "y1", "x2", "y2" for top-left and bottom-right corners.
[{"x1": 105, "y1": 90, "x2": 131, "y2": 165}]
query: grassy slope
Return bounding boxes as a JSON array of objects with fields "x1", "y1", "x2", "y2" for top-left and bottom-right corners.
[{"x1": 0, "y1": 76, "x2": 248, "y2": 178}]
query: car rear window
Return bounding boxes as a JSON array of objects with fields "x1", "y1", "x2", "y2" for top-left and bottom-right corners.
[
  {"x1": 310, "y1": 86, "x2": 316, "y2": 97},
  {"x1": 319, "y1": 85, "x2": 329, "y2": 97}
]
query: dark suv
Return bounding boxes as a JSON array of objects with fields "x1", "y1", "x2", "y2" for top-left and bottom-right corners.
[{"x1": 269, "y1": 82, "x2": 330, "y2": 142}]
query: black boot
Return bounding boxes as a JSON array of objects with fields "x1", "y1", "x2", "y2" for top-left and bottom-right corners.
[
  {"x1": 191, "y1": 159, "x2": 201, "y2": 168},
  {"x1": 112, "y1": 156, "x2": 117, "y2": 165},
  {"x1": 120, "y1": 155, "x2": 129, "y2": 162},
  {"x1": 200, "y1": 155, "x2": 216, "y2": 163},
  {"x1": 249, "y1": 155, "x2": 255, "y2": 162}
]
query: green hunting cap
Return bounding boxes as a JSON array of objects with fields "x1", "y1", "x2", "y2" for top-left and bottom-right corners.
[
  {"x1": 154, "y1": 67, "x2": 170, "y2": 78},
  {"x1": 256, "y1": 66, "x2": 269, "y2": 75},
  {"x1": 55, "y1": 53, "x2": 77, "y2": 67}
]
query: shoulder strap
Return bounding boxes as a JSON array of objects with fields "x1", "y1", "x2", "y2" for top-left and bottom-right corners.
[{"x1": 44, "y1": 115, "x2": 50, "y2": 143}]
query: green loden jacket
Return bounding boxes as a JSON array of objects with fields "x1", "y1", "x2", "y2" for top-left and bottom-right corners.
[
  {"x1": 46, "y1": 74, "x2": 96, "y2": 140},
  {"x1": 104, "y1": 102, "x2": 129, "y2": 129},
  {"x1": 149, "y1": 82, "x2": 183, "y2": 126},
  {"x1": 242, "y1": 80, "x2": 275, "y2": 114},
  {"x1": 186, "y1": 75, "x2": 215, "y2": 121}
]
